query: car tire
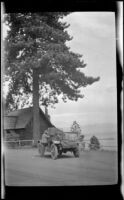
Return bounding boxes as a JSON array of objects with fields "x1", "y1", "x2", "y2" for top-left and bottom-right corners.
[
  {"x1": 51, "y1": 144, "x2": 58, "y2": 160},
  {"x1": 73, "y1": 148, "x2": 80, "y2": 158}
]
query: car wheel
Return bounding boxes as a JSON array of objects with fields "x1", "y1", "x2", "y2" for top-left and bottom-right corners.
[
  {"x1": 73, "y1": 148, "x2": 80, "y2": 157},
  {"x1": 51, "y1": 144, "x2": 58, "y2": 160}
]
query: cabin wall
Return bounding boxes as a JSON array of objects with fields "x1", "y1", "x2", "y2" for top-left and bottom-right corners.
[
  {"x1": 14, "y1": 119, "x2": 33, "y2": 140},
  {"x1": 5, "y1": 114, "x2": 54, "y2": 141},
  {"x1": 15, "y1": 129, "x2": 27, "y2": 140},
  {"x1": 24, "y1": 120, "x2": 33, "y2": 140},
  {"x1": 24, "y1": 128, "x2": 32, "y2": 139}
]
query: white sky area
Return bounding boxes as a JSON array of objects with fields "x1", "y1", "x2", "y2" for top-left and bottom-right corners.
[
  {"x1": 3, "y1": 11, "x2": 120, "y2": 137},
  {"x1": 48, "y1": 12, "x2": 117, "y2": 134}
]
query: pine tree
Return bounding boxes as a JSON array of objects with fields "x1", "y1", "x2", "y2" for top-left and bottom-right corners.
[
  {"x1": 4, "y1": 12, "x2": 100, "y2": 143},
  {"x1": 70, "y1": 121, "x2": 82, "y2": 137}
]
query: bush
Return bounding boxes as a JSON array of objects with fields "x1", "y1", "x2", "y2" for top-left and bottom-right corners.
[{"x1": 89, "y1": 135, "x2": 100, "y2": 150}]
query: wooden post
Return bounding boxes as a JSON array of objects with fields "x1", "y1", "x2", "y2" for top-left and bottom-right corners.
[{"x1": 33, "y1": 69, "x2": 40, "y2": 146}]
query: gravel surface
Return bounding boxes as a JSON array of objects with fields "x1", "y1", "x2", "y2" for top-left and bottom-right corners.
[{"x1": 4, "y1": 148, "x2": 118, "y2": 186}]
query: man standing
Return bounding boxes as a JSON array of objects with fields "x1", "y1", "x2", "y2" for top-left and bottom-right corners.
[
  {"x1": 41, "y1": 130, "x2": 50, "y2": 146},
  {"x1": 38, "y1": 130, "x2": 50, "y2": 157}
]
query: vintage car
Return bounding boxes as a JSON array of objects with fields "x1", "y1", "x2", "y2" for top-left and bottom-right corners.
[{"x1": 38, "y1": 127, "x2": 80, "y2": 159}]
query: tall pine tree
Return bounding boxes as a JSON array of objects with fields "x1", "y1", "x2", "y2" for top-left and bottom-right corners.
[
  {"x1": 70, "y1": 121, "x2": 82, "y2": 137},
  {"x1": 4, "y1": 12, "x2": 100, "y2": 143}
]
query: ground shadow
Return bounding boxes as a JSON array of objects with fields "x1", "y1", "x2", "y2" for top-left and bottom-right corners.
[
  {"x1": 34, "y1": 153, "x2": 74, "y2": 159},
  {"x1": 58, "y1": 154, "x2": 74, "y2": 159}
]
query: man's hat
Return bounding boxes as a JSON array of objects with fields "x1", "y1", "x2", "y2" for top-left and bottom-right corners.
[{"x1": 44, "y1": 130, "x2": 48, "y2": 134}]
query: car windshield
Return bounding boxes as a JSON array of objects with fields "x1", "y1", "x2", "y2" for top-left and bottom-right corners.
[{"x1": 64, "y1": 132, "x2": 78, "y2": 141}]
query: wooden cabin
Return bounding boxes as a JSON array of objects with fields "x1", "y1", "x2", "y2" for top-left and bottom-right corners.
[{"x1": 4, "y1": 107, "x2": 54, "y2": 140}]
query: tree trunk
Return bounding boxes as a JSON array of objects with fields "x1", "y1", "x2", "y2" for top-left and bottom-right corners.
[{"x1": 33, "y1": 69, "x2": 40, "y2": 145}]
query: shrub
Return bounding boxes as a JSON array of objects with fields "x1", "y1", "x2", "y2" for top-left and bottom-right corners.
[
  {"x1": 5, "y1": 131, "x2": 20, "y2": 148},
  {"x1": 89, "y1": 135, "x2": 100, "y2": 150},
  {"x1": 5, "y1": 131, "x2": 20, "y2": 141}
]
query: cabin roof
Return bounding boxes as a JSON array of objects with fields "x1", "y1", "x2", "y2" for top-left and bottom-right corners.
[
  {"x1": 4, "y1": 107, "x2": 54, "y2": 130},
  {"x1": 4, "y1": 116, "x2": 17, "y2": 130}
]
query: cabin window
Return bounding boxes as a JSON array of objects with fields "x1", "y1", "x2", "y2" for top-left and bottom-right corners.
[{"x1": 7, "y1": 130, "x2": 10, "y2": 134}]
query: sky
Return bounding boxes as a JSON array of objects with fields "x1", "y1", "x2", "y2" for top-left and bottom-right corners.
[
  {"x1": 47, "y1": 12, "x2": 117, "y2": 134},
  {"x1": 2, "y1": 12, "x2": 118, "y2": 137}
]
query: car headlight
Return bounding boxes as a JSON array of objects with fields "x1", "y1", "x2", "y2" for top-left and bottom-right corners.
[{"x1": 53, "y1": 141, "x2": 60, "y2": 144}]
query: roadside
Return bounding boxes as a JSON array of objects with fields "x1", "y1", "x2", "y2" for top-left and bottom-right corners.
[{"x1": 4, "y1": 148, "x2": 118, "y2": 186}]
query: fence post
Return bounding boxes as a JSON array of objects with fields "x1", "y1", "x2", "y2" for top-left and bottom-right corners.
[{"x1": 19, "y1": 140, "x2": 21, "y2": 147}]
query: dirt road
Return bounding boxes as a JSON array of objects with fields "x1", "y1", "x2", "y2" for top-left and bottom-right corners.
[{"x1": 4, "y1": 148, "x2": 117, "y2": 186}]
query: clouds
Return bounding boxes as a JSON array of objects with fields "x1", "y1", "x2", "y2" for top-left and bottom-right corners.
[
  {"x1": 64, "y1": 12, "x2": 116, "y2": 83},
  {"x1": 50, "y1": 110, "x2": 117, "y2": 132},
  {"x1": 49, "y1": 12, "x2": 117, "y2": 131},
  {"x1": 65, "y1": 12, "x2": 115, "y2": 59}
]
